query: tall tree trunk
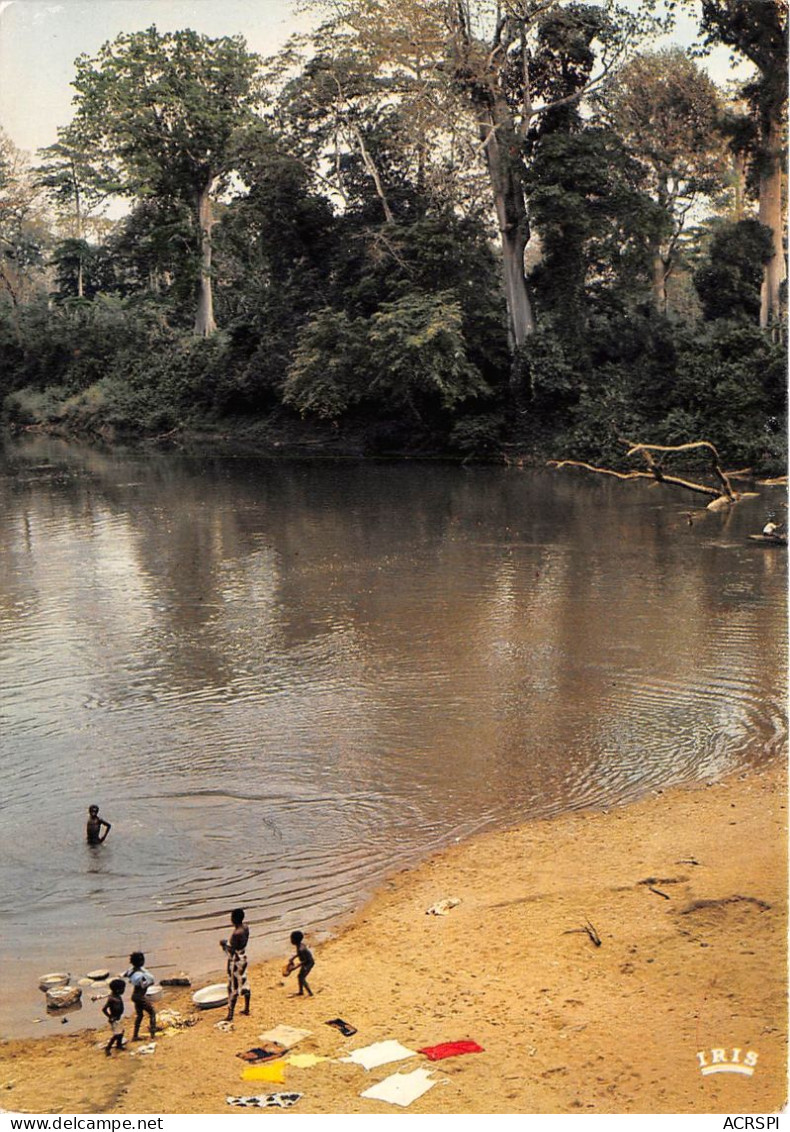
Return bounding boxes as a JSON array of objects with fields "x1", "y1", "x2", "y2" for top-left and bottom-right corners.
[
  {"x1": 348, "y1": 122, "x2": 394, "y2": 224},
  {"x1": 731, "y1": 150, "x2": 747, "y2": 221},
  {"x1": 0, "y1": 266, "x2": 22, "y2": 342},
  {"x1": 650, "y1": 175, "x2": 671, "y2": 313},
  {"x1": 480, "y1": 106, "x2": 536, "y2": 356},
  {"x1": 651, "y1": 247, "x2": 668, "y2": 313},
  {"x1": 72, "y1": 159, "x2": 85, "y2": 300},
  {"x1": 759, "y1": 114, "x2": 786, "y2": 330},
  {"x1": 194, "y1": 179, "x2": 217, "y2": 338}
]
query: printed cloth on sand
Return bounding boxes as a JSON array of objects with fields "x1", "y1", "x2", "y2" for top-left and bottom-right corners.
[
  {"x1": 226, "y1": 1093, "x2": 302, "y2": 1108},
  {"x1": 226, "y1": 949, "x2": 248, "y2": 999}
]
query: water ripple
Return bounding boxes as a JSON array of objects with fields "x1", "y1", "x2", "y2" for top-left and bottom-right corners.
[{"x1": 0, "y1": 441, "x2": 785, "y2": 1038}]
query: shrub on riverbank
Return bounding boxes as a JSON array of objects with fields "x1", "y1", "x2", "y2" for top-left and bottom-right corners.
[{"x1": 2, "y1": 305, "x2": 786, "y2": 472}]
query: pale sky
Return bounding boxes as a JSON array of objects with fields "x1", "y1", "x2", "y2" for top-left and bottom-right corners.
[
  {"x1": 1, "y1": 0, "x2": 747, "y2": 157},
  {"x1": 0, "y1": 0, "x2": 314, "y2": 153}
]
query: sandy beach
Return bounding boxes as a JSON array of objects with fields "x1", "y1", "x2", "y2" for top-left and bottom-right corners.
[{"x1": 1, "y1": 760, "x2": 786, "y2": 1116}]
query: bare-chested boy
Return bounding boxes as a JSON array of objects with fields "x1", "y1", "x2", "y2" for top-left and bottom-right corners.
[{"x1": 86, "y1": 805, "x2": 111, "y2": 845}]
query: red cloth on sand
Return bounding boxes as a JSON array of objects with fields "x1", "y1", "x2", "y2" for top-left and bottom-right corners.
[{"x1": 417, "y1": 1040, "x2": 484, "y2": 1061}]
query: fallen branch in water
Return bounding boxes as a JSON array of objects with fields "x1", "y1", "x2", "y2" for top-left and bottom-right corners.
[{"x1": 548, "y1": 439, "x2": 758, "y2": 510}]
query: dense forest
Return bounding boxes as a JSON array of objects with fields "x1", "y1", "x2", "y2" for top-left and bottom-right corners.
[{"x1": 0, "y1": 0, "x2": 787, "y2": 467}]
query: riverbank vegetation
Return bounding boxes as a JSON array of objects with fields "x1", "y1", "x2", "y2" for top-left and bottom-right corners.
[{"x1": 0, "y1": 0, "x2": 786, "y2": 468}]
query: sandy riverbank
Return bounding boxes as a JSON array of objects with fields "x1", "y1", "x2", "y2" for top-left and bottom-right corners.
[{"x1": 1, "y1": 760, "x2": 786, "y2": 1115}]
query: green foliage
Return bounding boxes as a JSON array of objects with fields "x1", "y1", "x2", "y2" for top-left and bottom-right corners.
[
  {"x1": 598, "y1": 48, "x2": 728, "y2": 201},
  {"x1": 102, "y1": 334, "x2": 234, "y2": 430},
  {"x1": 448, "y1": 411, "x2": 506, "y2": 457},
  {"x1": 36, "y1": 126, "x2": 118, "y2": 238},
  {"x1": 693, "y1": 218, "x2": 773, "y2": 321},
  {"x1": 0, "y1": 129, "x2": 51, "y2": 312},
  {"x1": 283, "y1": 293, "x2": 490, "y2": 423},
  {"x1": 366, "y1": 292, "x2": 490, "y2": 413},
  {"x1": 515, "y1": 328, "x2": 581, "y2": 406},
  {"x1": 674, "y1": 321, "x2": 787, "y2": 466},
  {"x1": 282, "y1": 308, "x2": 369, "y2": 419},
  {"x1": 50, "y1": 238, "x2": 103, "y2": 300},
  {"x1": 4, "y1": 385, "x2": 74, "y2": 427},
  {"x1": 71, "y1": 27, "x2": 263, "y2": 198},
  {"x1": 544, "y1": 315, "x2": 787, "y2": 470},
  {"x1": 527, "y1": 127, "x2": 662, "y2": 322},
  {"x1": 696, "y1": 0, "x2": 788, "y2": 122},
  {"x1": 69, "y1": 26, "x2": 263, "y2": 332},
  {"x1": 0, "y1": 7, "x2": 785, "y2": 472}
]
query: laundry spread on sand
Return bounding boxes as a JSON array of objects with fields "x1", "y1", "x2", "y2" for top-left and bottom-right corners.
[
  {"x1": 326, "y1": 1017, "x2": 357, "y2": 1037},
  {"x1": 226, "y1": 1093, "x2": 302, "y2": 1109},
  {"x1": 341, "y1": 1040, "x2": 417, "y2": 1070},
  {"x1": 156, "y1": 1010, "x2": 198, "y2": 1038},
  {"x1": 237, "y1": 1044, "x2": 286, "y2": 1064},
  {"x1": 241, "y1": 1061, "x2": 286, "y2": 1084},
  {"x1": 285, "y1": 1052, "x2": 330, "y2": 1068},
  {"x1": 257, "y1": 1025, "x2": 312, "y2": 1050},
  {"x1": 156, "y1": 1010, "x2": 183, "y2": 1028},
  {"x1": 417, "y1": 1040, "x2": 484, "y2": 1060},
  {"x1": 360, "y1": 1067, "x2": 436, "y2": 1107},
  {"x1": 426, "y1": 897, "x2": 461, "y2": 916},
  {"x1": 130, "y1": 1043, "x2": 156, "y2": 1057}
]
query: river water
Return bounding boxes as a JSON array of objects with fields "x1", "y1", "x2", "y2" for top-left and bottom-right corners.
[{"x1": 0, "y1": 437, "x2": 786, "y2": 1037}]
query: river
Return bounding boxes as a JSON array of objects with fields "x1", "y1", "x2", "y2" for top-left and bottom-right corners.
[{"x1": 0, "y1": 437, "x2": 785, "y2": 1037}]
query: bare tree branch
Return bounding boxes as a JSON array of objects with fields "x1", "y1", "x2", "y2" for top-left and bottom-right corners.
[{"x1": 547, "y1": 438, "x2": 752, "y2": 507}]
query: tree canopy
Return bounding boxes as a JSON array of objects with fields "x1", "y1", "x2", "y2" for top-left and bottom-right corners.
[
  {"x1": 0, "y1": 2, "x2": 785, "y2": 472},
  {"x1": 69, "y1": 26, "x2": 263, "y2": 335}
]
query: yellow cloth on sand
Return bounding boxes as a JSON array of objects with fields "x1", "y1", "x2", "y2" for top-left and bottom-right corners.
[
  {"x1": 241, "y1": 1061, "x2": 286, "y2": 1084},
  {"x1": 285, "y1": 1053, "x2": 329, "y2": 1068}
]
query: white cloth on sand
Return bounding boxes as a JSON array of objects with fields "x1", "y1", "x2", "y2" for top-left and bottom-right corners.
[
  {"x1": 426, "y1": 897, "x2": 461, "y2": 916},
  {"x1": 257, "y1": 1025, "x2": 312, "y2": 1050},
  {"x1": 341, "y1": 1040, "x2": 417, "y2": 1070},
  {"x1": 360, "y1": 1067, "x2": 436, "y2": 1107},
  {"x1": 131, "y1": 1042, "x2": 156, "y2": 1056}
]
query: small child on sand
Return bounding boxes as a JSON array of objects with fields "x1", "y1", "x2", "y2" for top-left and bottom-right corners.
[
  {"x1": 102, "y1": 978, "x2": 126, "y2": 1056},
  {"x1": 285, "y1": 930, "x2": 315, "y2": 997},
  {"x1": 124, "y1": 952, "x2": 157, "y2": 1040}
]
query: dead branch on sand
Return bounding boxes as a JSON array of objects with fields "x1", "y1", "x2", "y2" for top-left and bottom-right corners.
[{"x1": 563, "y1": 921, "x2": 602, "y2": 947}]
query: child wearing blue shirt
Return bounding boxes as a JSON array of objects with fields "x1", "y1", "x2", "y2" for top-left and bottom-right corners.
[{"x1": 124, "y1": 952, "x2": 157, "y2": 1041}]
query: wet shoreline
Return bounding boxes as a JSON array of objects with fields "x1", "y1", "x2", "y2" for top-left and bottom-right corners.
[{"x1": 1, "y1": 757, "x2": 786, "y2": 1114}]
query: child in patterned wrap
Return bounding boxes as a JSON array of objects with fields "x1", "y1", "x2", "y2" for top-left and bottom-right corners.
[{"x1": 221, "y1": 907, "x2": 251, "y2": 1021}]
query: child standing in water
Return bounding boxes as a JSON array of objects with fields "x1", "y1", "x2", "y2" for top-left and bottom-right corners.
[
  {"x1": 102, "y1": 978, "x2": 126, "y2": 1055},
  {"x1": 287, "y1": 930, "x2": 315, "y2": 997},
  {"x1": 86, "y1": 805, "x2": 111, "y2": 845}
]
